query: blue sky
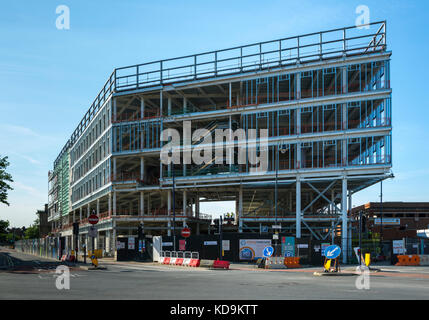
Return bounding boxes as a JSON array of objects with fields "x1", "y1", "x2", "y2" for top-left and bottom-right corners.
[{"x1": 0, "y1": 0, "x2": 428, "y2": 227}]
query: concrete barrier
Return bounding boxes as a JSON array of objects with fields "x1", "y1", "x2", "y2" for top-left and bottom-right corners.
[{"x1": 199, "y1": 259, "x2": 214, "y2": 268}]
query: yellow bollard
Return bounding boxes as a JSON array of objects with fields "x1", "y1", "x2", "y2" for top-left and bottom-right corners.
[
  {"x1": 91, "y1": 255, "x2": 99, "y2": 267},
  {"x1": 365, "y1": 253, "x2": 371, "y2": 267},
  {"x1": 324, "y1": 259, "x2": 331, "y2": 272}
]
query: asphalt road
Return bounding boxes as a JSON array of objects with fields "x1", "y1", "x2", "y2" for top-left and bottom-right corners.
[{"x1": 1, "y1": 248, "x2": 428, "y2": 300}]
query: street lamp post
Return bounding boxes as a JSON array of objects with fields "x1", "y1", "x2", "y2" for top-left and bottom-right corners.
[
  {"x1": 172, "y1": 166, "x2": 176, "y2": 251},
  {"x1": 219, "y1": 216, "x2": 223, "y2": 259},
  {"x1": 91, "y1": 209, "x2": 96, "y2": 254},
  {"x1": 274, "y1": 144, "x2": 279, "y2": 256},
  {"x1": 380, "y1": 180, "x2": 383, "y2": 256},
  {"x1": 359, "y1": 210, "x2": 362, "y2": 266}
]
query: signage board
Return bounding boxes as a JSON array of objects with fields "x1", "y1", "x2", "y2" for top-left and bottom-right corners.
[
  {"x1": 222, "y1": 240, "x2": 230, "y2": 251},
  {"x1": 88, "y1": 226, "x2": 97, "y2": 238},
  {"x1": 239, "y1": 239, "x2": 272, "y2": 260},
  {"x1": 282, "y1": 236, "x2": 295, "y2": 257},
  {"x1": 374, "y1": 218, "x2": 400, "y2": 225},
  {"x1": 162, "y1": 242, "x2": 173, "y2": 247},
  {"x1": 181, "y1": 227, "x2": 191, "y2": 238},
  {"x1": 179, "y1": 239, "x2": 186, "y2": 251},
  {"x1": 417, "y1": 229, "x2": 429, "y2": 238},
  {"x1": 324, "y1": 245, "x2": 341, "y2": 259},
  {"x1": 321, "y1": 243, "x2": 330, "y2": 257},
  {"x1": 138, "y1": 240, "x2": 145, "y2": 252},
  {"x1": 128, "y1": 237, "x2": 135, "y2": 250},
  {"x1": 88, "y1": 214, "x2": 99, "y2": 225},
  {"x1": 393, "y1": 239, "x2": 406, "y2": 254},
  {"x1": 263, "y1": 246, "x2": 274, "y2": 257},
  {"x1": 204, "y1": 241, "x2": 218, "y2": 246}
]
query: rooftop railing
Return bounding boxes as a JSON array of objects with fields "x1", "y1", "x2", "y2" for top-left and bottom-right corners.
[{"x1": 115, "y1": 21, "x2": 386, "y2": 92}]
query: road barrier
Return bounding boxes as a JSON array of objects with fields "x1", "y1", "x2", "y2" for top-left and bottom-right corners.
[
  {"x1": 419, "y1": 255, "x2": 429, "y2": 266},
  {"x1": 189, "y1": 259, "x2": 201, "y2": 267},
  {"x1": 183, "y1": 258, "x2": 191, "y2": 266},
  {"x1": 159, "y1": 251, "x2": 200, "y2": 267},
  {"x1": 284, "y1": 257, "x2": 301, "y2": 268},
  {"x1": 395, "y1": 255, "x2": 429, "y2": 266},
  {"x1": 265, "y1": 256, "x2": 286, "y2": 269},
  {"x1": 212, "y1": 259, "x2": 230, "y2": 269}
]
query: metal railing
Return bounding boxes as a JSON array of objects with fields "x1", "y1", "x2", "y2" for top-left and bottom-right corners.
[
  {"x1": 116, "y1": 21, "x2": 386, "y2": 91},
  {"x1": 160, "y1": 251, "x2": 199, "y2": 259}
]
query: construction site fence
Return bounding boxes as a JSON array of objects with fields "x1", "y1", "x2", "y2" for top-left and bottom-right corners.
[{"x1": 14, "y1": 238, "x2": 62, "y2": 260}]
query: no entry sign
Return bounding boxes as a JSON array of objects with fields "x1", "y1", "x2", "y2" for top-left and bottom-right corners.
[
  {"x1": 181, "y1": 227, "x2": 191, "y2": 238},
  {"x1": 88, "y1": 214, "x2": 99, "y2": 225}
]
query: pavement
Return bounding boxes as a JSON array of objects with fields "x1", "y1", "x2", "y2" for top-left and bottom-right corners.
[{"x1": 1, "y1": 247, "x2": 429, "y2": 299}]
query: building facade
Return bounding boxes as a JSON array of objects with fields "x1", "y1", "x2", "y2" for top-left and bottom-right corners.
[
  {"x1": 351, "y1": 202, "x2": 429, "y2": 240},
  {"x1": 48, "y1": 21, "x2": 392, "y2": 262},
  {"x1": 36, "y1": 204, "x2": 50, "y2": 238}
]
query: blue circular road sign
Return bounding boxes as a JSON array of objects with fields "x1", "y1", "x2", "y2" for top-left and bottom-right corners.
[
  {"x1": 324, "y1": 245, "x2": 341, "y2": 259},
  {"x1": 263, "y1": 246, "x2": 274, "y2": 257}
]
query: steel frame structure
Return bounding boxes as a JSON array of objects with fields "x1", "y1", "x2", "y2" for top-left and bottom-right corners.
[{"x1": 48, "y1": 21, "x2": 392, "y2": 262}]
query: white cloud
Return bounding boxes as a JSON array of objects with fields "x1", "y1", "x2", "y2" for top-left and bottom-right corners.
[{"x1": 12, "y1": 181, "x2": 46, "y2": 199}]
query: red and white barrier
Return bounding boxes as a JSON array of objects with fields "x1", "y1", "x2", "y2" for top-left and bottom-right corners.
[
  {"x1": 183, "y1": 258, "x2": 191, "y2": 266},
  {"x1": 159, "y1": 251, "x2": 200, "y2": 268},
  {"x1": 189, "y1": 259, "x2": 201, "y2": 267}
]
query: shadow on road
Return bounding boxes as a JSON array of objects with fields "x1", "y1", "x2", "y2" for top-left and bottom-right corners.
[{"x1": 0, "y1": 248, "x2": 76, "y2": 274}]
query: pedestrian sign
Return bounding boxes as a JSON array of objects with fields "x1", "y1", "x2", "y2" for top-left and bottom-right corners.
[{"x1": 263, "y1": 246, "x2": 274, "y2": 257}]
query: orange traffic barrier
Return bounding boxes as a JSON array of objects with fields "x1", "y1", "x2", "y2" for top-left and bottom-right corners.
[
  {"x1": 396, "y1": 255, "x2": 420, "y2": 266},
  {"x1": 284, "y1": 257, "x2": 301, "y2": 268},
  {"x1": 410, "y1": 255, "x2": 420, "y2": 266}
]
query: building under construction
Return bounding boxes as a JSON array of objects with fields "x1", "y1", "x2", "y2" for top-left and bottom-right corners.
[{"x1": 48, "y1": 21, "x2": 392, "y2": 262}]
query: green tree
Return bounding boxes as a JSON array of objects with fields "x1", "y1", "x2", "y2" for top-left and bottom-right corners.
[
  {"x1": 25, "y1": 219, "x2": 40, "y2": 239},
  {"x1": 0, "y1": 220, "x2": 10, "y2": 243},
  {"x1": 0, "y1": 156, "x2": 13, "y2": 206}
]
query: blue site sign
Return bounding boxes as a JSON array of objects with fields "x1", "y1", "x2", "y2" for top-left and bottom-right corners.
[
  {"x1": 324, "y1": 245, "x2": 341, "y2": 259},
  {"x1": 263, "y1": 246, "x2": 274, "y2": 257}
]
